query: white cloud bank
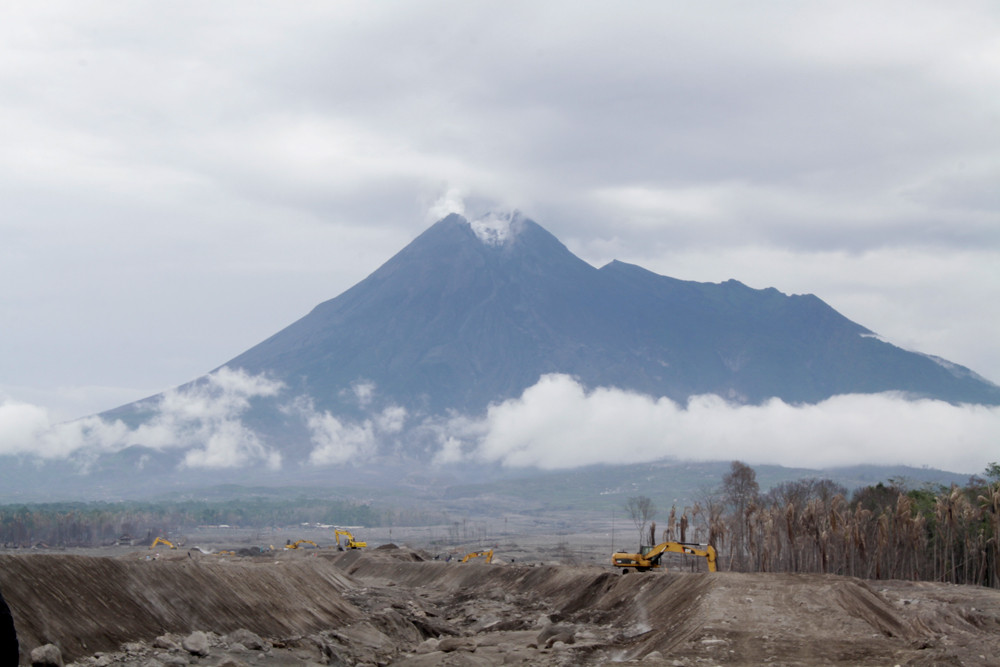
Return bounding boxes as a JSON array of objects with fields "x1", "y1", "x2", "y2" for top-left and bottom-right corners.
[
  {"x1": 436, "y1": 374, "x2": 1000, "y2": 475},
  {"x1": 0, "y1": 368, "x2": 411, "y2": 471},
  {"x1": 133, "y1": 367, "x2": 285, "y2": 470},
  {"x1": 286, "y1": 395, "x2": 408, "y2": 466},
  {"x1": 1, "y1": 371, "x2": 997, "y2": 476},
  {"x1": 0, "y1": 368, "x2": 286, "y2": 469}
]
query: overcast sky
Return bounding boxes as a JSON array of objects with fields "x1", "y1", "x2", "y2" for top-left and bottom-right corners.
[{"x1": 2, "y1": 2, "x2": 998, "y2": 474}]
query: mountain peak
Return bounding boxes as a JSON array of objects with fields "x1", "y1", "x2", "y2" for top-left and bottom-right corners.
[{"x1": 467, "y1": 210, "x2": 524, "y2": 247}]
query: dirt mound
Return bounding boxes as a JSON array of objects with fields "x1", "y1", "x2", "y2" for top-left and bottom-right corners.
[
  {"x1": 328, "y1": 555, "x2": 1000, "y2": 665},
  {"x1": 0, "y1": 552, "x2": 359, "y2": 662},
  {"x1": 3, "y1": 548, "x2": 1000, "y2": 665}
]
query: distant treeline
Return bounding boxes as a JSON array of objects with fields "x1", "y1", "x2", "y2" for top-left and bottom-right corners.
[
  {"x1": 639, "y1": 461, "x2": 1000, "y2": 588},
  {"x1": 0, "y1": 498, "x2": 379, "y2": 548}
]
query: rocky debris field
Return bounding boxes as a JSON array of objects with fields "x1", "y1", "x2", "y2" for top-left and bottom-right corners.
[{"x1": 3, "y1": 545, "x2": 1000, "y2": 666}]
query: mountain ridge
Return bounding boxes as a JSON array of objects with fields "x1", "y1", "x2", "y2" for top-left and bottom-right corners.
[{"x1": 216, "y1": 211, "x2": 998, "y2": 420}]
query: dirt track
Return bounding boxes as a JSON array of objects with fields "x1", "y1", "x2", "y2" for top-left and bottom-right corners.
[{"x1": 3, "y1": 546, "x2": 1000, "y2": 666}]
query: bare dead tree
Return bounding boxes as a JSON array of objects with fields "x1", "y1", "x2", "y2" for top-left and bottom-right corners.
[
  {"x1": 626, "y1": 495, "x2": 657, "y2": 547},
  {"x1": 723, "y1": 461, "x2": 759, "y2": 571}
]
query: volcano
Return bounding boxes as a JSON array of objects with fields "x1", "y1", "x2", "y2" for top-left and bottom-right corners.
[
  {"x1": 41, "y1": 209, "x2": 992, "y2": 490},
  {"x1": 220, "y1": 211, "x2": 999, "y2": 414}
]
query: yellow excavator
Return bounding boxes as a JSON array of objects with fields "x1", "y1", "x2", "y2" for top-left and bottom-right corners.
[
  {"x1": 284, "y1": 540, "x2": 319, "y2": 550},
  {"x1": 612, "y1": 541, "x2": 717, "y2": 573},
  {"x1": 461, "y1": 549, "x2": 494, "y2": 563},
  {"x1": 149, "y1": 537, "x2": 176, "y2": 550},
  {"x1": 334, "y1": 529, "x2": 367, "y2": 550}
]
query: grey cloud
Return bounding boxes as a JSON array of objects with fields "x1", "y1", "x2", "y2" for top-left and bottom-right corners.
[{"x1": 0, "y1": 1, "x2": 997, "y2": 424}]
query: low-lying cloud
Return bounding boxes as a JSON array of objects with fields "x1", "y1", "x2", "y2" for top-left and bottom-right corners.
[
  {"x1": 1, "y1": 371, "x2": 996, "y2": 476},
  {"x1": 0, "y1": 368, "x2": 410, "y2": 472},
  {"x1": 437, "y1": 374, "x2": 1000, "y2": 475},
  {"x1": 286, "y1": 395, "x2": 408, "y2": 466},
  {"x1": 0, "y1": 367, "x2": 287, "y2": 469}
]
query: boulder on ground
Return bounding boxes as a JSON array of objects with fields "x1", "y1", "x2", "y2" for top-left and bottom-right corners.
[
  {"x1": 537, "y1": 623, "x2": 575, "y2": 646},
  {"x1": 181, "y1": 631, "x2": 210, "y2": 657},
  {"x1": 224, "y1": 628, "x2": 268, "y2": 651},
  {"x1": 437, "y1": 636, "x2": 476, "y2": 653},
  {"x1": 30, "y1": 642, "x2": 63, "y2": 666},
  {"x1": 414, "y1": 637, "x2": 439, "y2": 654},
  {"x1": 152, "y1": 635, "x2": 181, "y2": 651},
  {"x1": 544, "y1": 632, "x2": 576, "y2": 648}
]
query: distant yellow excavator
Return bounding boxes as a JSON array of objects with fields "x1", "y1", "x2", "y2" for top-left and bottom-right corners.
[
  {"x1": 284, "y1": 540, "x2": 319, "y2": 550},
  {"x1": 461, "y1": 549, "x2": 494, "y2": 563},
  {"x1": 612, "y1": 541, "x2": 717, "y2": 573},
  {"x1": 149, "y1": 537, "x2": 176, "y2": 550},
  {"x1": 334, "y1": 529, "x2": 367, "y2": 550}
]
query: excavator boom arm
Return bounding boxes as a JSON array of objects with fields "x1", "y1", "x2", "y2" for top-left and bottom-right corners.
[{"x1": 612, "y1": 541, "x2": 717, "y2": 572}]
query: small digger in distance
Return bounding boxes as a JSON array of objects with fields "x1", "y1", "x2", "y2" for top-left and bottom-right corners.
[
  {"x1": 461, "y1": 549, "x2": 494, "y2": 563},
  {"x1": 334, "y1": 529, "x2": 367, "y2": 550},
  {"x1": 612, "y1": 541, "x2": 717, "y2": 573},
  {"x1": 149, "y1": 537, "x2": 177, "y2": 550},
  {"x1": 284, "y1": 540, "x2": 319, "y2": 550}
]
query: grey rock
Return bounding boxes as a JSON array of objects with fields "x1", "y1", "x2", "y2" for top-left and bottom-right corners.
[
  {"x1": 437, "y1": 637, "x2": 476, "y2": 653},
  {"x1": 414, "y1": 638, "x2": 439, "y2": 654},
  {"x1": 537, "y1": 623, "x2": 575, "y2": 646},
  {"x1": 152, "y1": 635, "x2": 181, "y2": 651},
  {"x1": 30, "y1": 643, "x2": 64, "y2": 667},
  {"x1": 544, "y1": 632, "x2": 575, "y2": 649},
  {"x1": 224, "y1": 629, "x2": 267, "y2": 651},
  {"x1": 181, "y1": 631, "x2": 210, "y2": 657}
]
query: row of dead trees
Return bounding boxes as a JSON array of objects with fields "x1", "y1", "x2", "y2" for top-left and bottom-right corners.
[
  {"x1": 0, "y1": 507, "x2": 162, "y2": 548},
  {"x1": 638, "y1": 461, "x2": 1000, "y2": 588}
]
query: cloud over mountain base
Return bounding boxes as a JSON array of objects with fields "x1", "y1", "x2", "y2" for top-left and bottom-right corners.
[
  {"x1": 438, "y1": 374, "x2": 998, "y2": 474},
  {"x1": 1, "y1": 371, "x2": 997, "y2": 478}
]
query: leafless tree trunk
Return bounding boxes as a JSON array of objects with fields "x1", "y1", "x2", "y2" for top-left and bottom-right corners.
[{"x1": 626, "y1": 496, "x2": 656, "y2": 547}]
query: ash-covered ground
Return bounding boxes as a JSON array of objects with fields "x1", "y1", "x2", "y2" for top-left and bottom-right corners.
[{"x1": 3, "y1": 526, "x2": 1000, "y2": 666}]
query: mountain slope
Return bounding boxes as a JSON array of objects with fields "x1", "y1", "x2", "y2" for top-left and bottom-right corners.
[
  {"x1": 225, "y1": 213, "x2": 620, "y2": 415},
  {"x1": 220, "y1": 212, "x2": 999, "y2": 416}
]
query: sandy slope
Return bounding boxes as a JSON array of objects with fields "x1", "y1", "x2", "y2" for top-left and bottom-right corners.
[{"x1": 2, "y1": 546, "x2": 1000, "y2": 666}]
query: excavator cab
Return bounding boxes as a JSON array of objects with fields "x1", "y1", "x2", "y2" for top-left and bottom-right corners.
[{"x1": 334, "y1": 529, "x2": 367, "y2": 550}]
